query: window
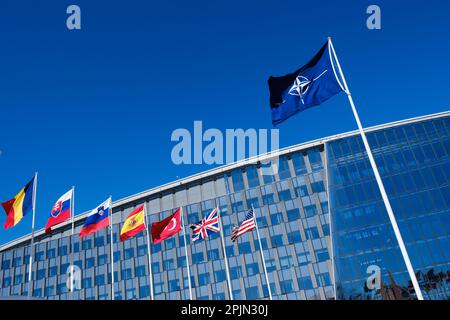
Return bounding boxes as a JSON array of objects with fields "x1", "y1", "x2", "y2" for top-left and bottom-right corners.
[
  {"x1": 315, "y1": 249, "x2": 330, "y2": 262},
  {"x1": 47, "y1": 248, "x2": 56, "y2": 259},
  {"x1": 226, "y1": 245, "x2": 235, "y2": 257},
  {"x1": 317, "y1": 273, "x2": 331, "y2": 287},
  {"x1": 198, "y1": 273, "x2": 210, "y2": 286},
  {"x1": 177, "y1": 256, "x2": 186, "y2": 267},
  {"x1": 213, "y1": 293, "x2": 226, "y2": 300},
  {"x1": 214, "y1": 270, "x2": 226, "y2": 282},
  {"x1": 95, "y1": 274, "x2": 105, "y2": 286},
  {"x1": 304, "y1": 205, "x2": 317, "y2": 217},
  {"x1": 246, "y1": 166, "x2": 260, "y2": 188},
  {"x1": 298, "y1": 276, "x2": 314, "y2": 290},
  {"x1": 245, "y1": 286, "x2": 260, "y2": 299},
  {"x1": 271, "y1": 235, "x2": 284, "y2": 247},
  {"x1": 207, "y1": 249, "x2": 219, "y2": 260},
  {"x1": 98, "y1": 254, "x2": 107, "y2": 266},
  {"x1": 49, "y1": 266, "x2": 58, "y2": 277},
  {"x1": 305, "y1": 227, "x2": 320, "y2": 240},
  {"x1": 124, "y1": 248, "x2": 134, "y2": 260},
  {"x1": 231, "y1": 193, "x2": 244, "y2": 213},
  {"x1": 238, "y1": 242, "x2": 251, "y2": 254},
  {"x1": 126, "y1": 288, "x2": 136, "y2": 300},
  {"x1": 168, "y1": 279, "x2": 180, "y2": 292},
  {"x1": 14, "y1": 274, "x2": 23, "y2": 285},
  {"x1": 280, "y1": 256, "x2": 293, "y2": 269},
  {"x1": 94, "y1": 236, "x2": 104, "y2": 247},
  {"x1": 12, "y1": 256, "x2": 22, "y2": 267},
  {"x1": 322, "y1": 224, "x2": 330, "y2": 236},
  {"x1": 37, "y1": 269, "x2": 46, "y2": 280},
  {"x1": 288, "y1": 231, "x2": 302, "y2": 244},
  {"x1": 35, "y1": 251, "x2": 44, "y2": 261},
  {"x1": 137, "y1": 245, "x2": 147, "y2": 256},
  {"x1": 278, "y1": 156, "x2": 291, "y2": 180},
  {"x1": 33, "y1": 288, "x2": 42, "y2": 297},
  {"x1": 270, "y1": 212, "x2": 283, "y2": 225},
  {"x1": 140, "y1": 285, "x2": 150, "y2": 298},
  {"x1": 287, "y1": 209, "x2": 300, "y2": 222},
  {"x1": 246, "y1": 263, "x2": 259, "y2": 276},
  {"x1": 311, "y1": 181, "x2": 325, "y2": 193},
  {"x1": 81, "y1": 239, "x2": 91, "y2": 250},
  {"x1": 278, "y1": 189, "x2": 292, "y2": 202},
  {"x1": 262, "y1": 193, "x2": 274, "y2": 206},
  {"x1": 297, "y1": 252, "x2": 311, "y2": 266},
  {"x1": 165, "y1": 238, "x2": 176, "y2": 250},
  {"x1": 230, "y1": 266, "x2": 243, "y2": 279},
  {"x1": 253, "y1": 237, "x2": 268, "y2": 251},
  {"x1": 154, "y1": 282, "x2": 164, "y2": 295},
  {"x1": 280, "y1": 280, "x2": 294, "y2": 294},
  {"x1": 163, "y1": 259, "x2": 174, "y2": 270},
  {"x1": 85, "y1": 257, "x2": 95, "y2": 269},
  {"x1": 192, "y1": 252, "x2": 204, "y2": 264},
  {"x1": 232, "y1": 170, "x2": 245, "y2": 192},
  {"x1": 122, "y1": 269, "x2": 132, "y2": 280},
  {"x1": 82, "y1": 277, "x2": 92, "y2": 288},
  {"x1": 44, "y1": 286, "x2": 54, "y2": 297},
  {"x1": 2, "y1": 260, "x2": 10, "y2": 270},
  {"x1": 135, "y1": 265, "x2": 146, "y2": 277},
  {"x1": 152, "y1": 262, "x2": 160, "y2": 273},
  {"x1": 261, "y1": 162, "x2": 275, "y2": 184},
  {"x1": 308, "y1": 148, "x2": 323, "y2": 170},
  {"x1": 292, "y1": 153, "x2": 307, "y2": 175}
]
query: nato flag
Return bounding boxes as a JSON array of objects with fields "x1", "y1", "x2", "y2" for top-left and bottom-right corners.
[{"x1": 268, "y1": 40, "x2": 344, "y2": 125}]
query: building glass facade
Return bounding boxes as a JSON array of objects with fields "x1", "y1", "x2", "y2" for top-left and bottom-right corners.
[
  {"x1": 0, "y1": 112, "x2": 448, "y2": 300},
  {"x1": 328, "y1": 114, "x2": 450, "y2": 300}
]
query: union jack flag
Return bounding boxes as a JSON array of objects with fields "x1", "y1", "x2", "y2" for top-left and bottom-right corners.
[
  {"x1": 190, "y1": 207, "x2": 220, "y2": 242},
  {"x1": 231, "y1": 209, "x2": 256, "y2": 242}
]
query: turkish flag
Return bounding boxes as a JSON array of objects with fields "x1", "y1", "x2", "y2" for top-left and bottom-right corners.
[{"x1": 151, "y1": 208, "x2": 182, "y2": 244}]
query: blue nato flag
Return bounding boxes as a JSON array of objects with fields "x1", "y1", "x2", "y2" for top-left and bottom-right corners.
[{"x1": 268, "y1": 40, "x2": 344, "y2": 126}]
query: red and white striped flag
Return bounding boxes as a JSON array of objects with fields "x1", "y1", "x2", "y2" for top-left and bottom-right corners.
[{"x1": 231, "y1": 209, "x2": 256, "y2": 242}]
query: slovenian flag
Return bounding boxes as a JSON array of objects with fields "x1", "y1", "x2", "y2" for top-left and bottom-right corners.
[
  {"x1": 80, "y1": 198, "x2": 111, "y2": 238},
  {"x1": 45, "y1": 189, "x2": 73, "y2": 234}
]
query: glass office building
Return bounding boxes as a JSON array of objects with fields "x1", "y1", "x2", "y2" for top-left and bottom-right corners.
[{"x1": 0, "y1": 111, "x2": 448, "y2": 300}]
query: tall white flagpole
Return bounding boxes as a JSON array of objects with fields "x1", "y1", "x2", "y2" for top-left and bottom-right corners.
[
  {"x1": 217, "y1": 208, "x2": 233, "y2": 300},
  {"x1": 180, "y1": 206, "x2": 193, "y2": 300},
  {"x1": 252, "y1": 205, "x2": 272, "y2": 300},
  {"x1": 327, "y1": 37, "x2": 424, "y2": 300},
  {"x1": 143, "y1": 202, "x2": 155, "y2": 300},
  {"x1": 109, "y1": 196, "x2": 115, "y2": 300},
  {"x1": 70, "y1": 186, "x2": 75, "y2": 298},
  {"x1": 27, "y1": 172, "x2": 38, "y2": 298}
]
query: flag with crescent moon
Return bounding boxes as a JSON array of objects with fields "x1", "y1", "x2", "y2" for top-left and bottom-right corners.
[{"x1": 151, "y1": 208, "x2": 182, "y2": 244}]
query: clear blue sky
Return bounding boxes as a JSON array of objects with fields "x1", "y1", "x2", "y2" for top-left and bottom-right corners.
[{"x1": 0, "y1": 0, "x2": 449, "y2": 244}]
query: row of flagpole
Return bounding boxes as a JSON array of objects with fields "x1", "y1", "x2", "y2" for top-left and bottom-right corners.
[{"x1": 20, "y1": 171, "x2": 273, "y2": 300}]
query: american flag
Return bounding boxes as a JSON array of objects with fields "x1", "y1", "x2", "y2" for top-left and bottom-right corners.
[
  {"x1": 231, "y1": 209, "x2": 256, "y2": 242},
  {"x1": 190, "y1": 207, "x2": 220, "y2": 242}
]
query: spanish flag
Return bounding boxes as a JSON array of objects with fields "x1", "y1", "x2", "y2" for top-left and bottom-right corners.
[
  {"x1": 120, "y1": 204, "x2": 146, "y2": 241},
  {"x1": 2, "y1": 176, "x2": 35, "y2": 229}
]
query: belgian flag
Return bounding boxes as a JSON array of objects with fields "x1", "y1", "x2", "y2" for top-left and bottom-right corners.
[{"x1": 2, "y1": 176, "x2": 35, "y2": 229}]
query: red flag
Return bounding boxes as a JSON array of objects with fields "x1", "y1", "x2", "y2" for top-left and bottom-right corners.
[
  {"x1": 45, "y1": 189, "x2": 73, "y2": 234},
  {"x1": 151, "y1": 208, "x2": 182, "y2": 244}
]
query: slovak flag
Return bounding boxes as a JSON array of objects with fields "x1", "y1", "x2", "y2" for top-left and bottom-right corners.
[
  {"x1": 45, "y1": 189, "x2": 73, "y2": 234},
  {"x1": 80, "y1": 198, "x2": 111, "y2": 238}
]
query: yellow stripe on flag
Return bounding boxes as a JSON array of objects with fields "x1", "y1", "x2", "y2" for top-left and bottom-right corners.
[
  {"x1": 12, "y1": 188, "x2": 26, "y2": 225},
  {"x1": 120, "y1": 208, "x2": 145, "y2": 235}
]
